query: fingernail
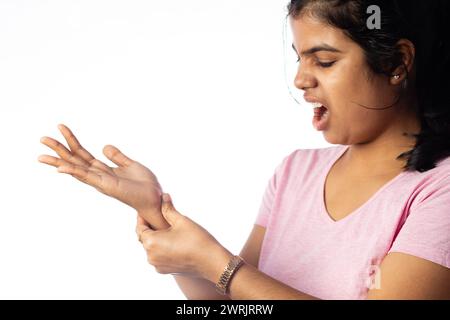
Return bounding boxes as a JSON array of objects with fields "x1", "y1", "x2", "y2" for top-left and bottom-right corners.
[{"x1": 162, "y1": 193, "x2": 171, "y2": 202}]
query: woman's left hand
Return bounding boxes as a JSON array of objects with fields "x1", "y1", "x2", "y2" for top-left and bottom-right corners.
[{"x1": 136, "y1": 193, "x2": 232, "y2": 281}]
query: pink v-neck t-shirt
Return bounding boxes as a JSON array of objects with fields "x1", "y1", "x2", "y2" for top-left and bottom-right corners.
[{"x1": 255, "y1": 144, "x2": 450, "y2": 300}]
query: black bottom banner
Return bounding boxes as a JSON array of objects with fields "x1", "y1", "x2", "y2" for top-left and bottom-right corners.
[{"x1": 0, "y1": 300, "x2": 448, "y2": 318}]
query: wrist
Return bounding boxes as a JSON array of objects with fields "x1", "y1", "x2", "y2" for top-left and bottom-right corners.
[
  {"x1": 215, "y1": 255, "x2": 245, "y2": 295},
  {"x1": 201, "y1": 244, "x2": 234, "y2": 283},
  {"x1": 137, "y1": 209, "x2": 170, "y2": 230}
]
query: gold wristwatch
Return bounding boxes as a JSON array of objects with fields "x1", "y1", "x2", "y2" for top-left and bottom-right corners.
[{"x1": 215, "y1": 255, "x2": 244, "y2": 295}]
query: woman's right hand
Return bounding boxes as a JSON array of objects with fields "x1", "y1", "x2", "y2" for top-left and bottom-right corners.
[{"x1": 38, "y1": 124, "x2": 170, "y2": 229}]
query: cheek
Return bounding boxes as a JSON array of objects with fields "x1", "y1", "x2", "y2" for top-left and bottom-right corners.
[
  {"x1": 327, "y1": 63, "x2": 394, "y2": 113},
  {"x1": 319, "y1": 59, "x2": 396, "y2": 143},
  {"x1": 324, "y1": 55, "x2": 376, "y2": 103},
  {"x1": 325, "y1": 59, "x2": 365, "y2": 90},
  {"x1": 324, "y1": 65, "x2": 385, "y2": 120}
]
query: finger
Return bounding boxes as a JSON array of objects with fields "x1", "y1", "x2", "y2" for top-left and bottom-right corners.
[
  {"x1": 40, "y1": 136, "x2": 88, "y2": 166},
  {"x1": 135, "y1": 214, "x2": 150, "y2": 237},
  {"x1": 139, "y1": 228, "x2": 154, "y2": 244},
  {"x1": 103, "y1": 145, "x2": 133, "y2": 167},
  {"x1": 38, "y1": 154, "x2": 76, "y2": 168},
  {"x1": 57, "y1": 163, "x2": 103, "y2": 188},
  {"x1": 137, "y1": 215, "x2": 149, "y2": 227},
  {"x1": 39, "y1": 154, "x2": 102, "y2": 186},
  {"x1": 136, "y1": 220, "x2": 154, "y2": 243},
  {"x1": 90, "y1": 159, "x2": 114, "y2": 173},
  {"x1": 136, "y1": 222, "x2": 152, "y2": 236},
  {"x1": 58, "y1": 124, "x2": 95, "y2": 162},
  {"x1": 58, "y1": 124, "x2": 113, "y2": 173}
]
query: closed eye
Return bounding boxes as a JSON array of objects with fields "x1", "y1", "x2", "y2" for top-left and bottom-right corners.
[
  {"x1": 317, "y1": 61, "x2": 336, "y2": 68},
  {"x1": 295, "y1": 57, "x2": 336, "y2": 68},
  {"x1": 292, "y1": 43, "x2": 339, "y2": 69}
]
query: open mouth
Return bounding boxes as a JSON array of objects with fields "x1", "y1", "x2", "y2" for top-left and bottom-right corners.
[{"x1": 311, "y1": 102, "x2": 329, "y2": 131}]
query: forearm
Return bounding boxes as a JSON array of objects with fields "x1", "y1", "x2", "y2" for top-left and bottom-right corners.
[
  {"x1": 226, "y1": 264, "x2": 319, "y2": 300},
  {"x1": 204, "y1": 246, "x2": 320, "y2": 300},
  {"x1": 172, "y1": 247, "x2": 232, "y2": 300},
  {"x1": 173, "y1": 275, "x2": 231, "y2": 300},
  {"x1": 138, "y1": 209, "x2": 230, "y2": 300}
]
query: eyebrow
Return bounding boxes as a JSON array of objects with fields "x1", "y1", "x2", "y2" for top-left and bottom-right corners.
[{"x1": 292, "y1": 43, "x2": 342, "y2": 56}]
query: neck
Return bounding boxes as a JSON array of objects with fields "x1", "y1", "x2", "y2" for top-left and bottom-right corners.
[{"x1": 343, "y1": 102, "x2": 421, "y2": 175}]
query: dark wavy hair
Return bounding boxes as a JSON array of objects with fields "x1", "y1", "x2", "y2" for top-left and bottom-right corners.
[{"x1": 287, "y1": 0, "x2": 450, "y2": 172}]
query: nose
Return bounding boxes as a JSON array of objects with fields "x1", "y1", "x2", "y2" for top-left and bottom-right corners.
[{"x1": 293, "y1": 63, "x2": 318, "y2": 91}]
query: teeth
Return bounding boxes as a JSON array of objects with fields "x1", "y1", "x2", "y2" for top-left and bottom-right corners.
[{"x1": 311, "y1": 102, "x2": 322, "y2": 109}]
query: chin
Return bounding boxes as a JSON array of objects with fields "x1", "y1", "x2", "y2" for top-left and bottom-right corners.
[
  {"x1": 323, "y1": 133, "x2": 356, "y2": 147},
  {"x1": 322, "y1": 131, "x2": 343, "y2": 145}
]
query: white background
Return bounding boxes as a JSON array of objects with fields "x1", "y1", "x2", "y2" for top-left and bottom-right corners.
[{"x1": 0, "y1": 0, "x2": 331, "y2": 299}]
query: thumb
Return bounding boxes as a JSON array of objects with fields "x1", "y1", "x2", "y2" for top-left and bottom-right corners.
[
  {"x1": 161, "y1": 193, "x2": 182, "y2": 225},
  {"x1": 103, "y1": 145, "x2": 133, "y2": 167}
]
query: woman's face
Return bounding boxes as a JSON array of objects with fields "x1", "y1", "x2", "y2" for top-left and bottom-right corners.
[{"x1": 290, "y1": 13, "x2": 404, "y2": 145}]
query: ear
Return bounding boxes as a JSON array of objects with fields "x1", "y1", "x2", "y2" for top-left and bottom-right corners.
[{"x1": 390, "y1": 39, "x2": 416, "y2": 85}]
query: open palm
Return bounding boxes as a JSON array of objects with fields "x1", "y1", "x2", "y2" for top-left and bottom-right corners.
[{"x1": 38, "y1": 124, "x2": 165, "y2": 224}]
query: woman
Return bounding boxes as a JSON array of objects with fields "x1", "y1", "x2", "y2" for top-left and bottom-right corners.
[{"x1": 38, "y1": 0, "x2": 450, "y2": 299}]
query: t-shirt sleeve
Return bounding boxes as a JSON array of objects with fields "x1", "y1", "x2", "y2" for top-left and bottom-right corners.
[
  {"x1": 254, "y1": 152, "x2": 293, "y2": 228},
  {"x1": 388, "y1": 174, "x2": 450, "y2": 268}
]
